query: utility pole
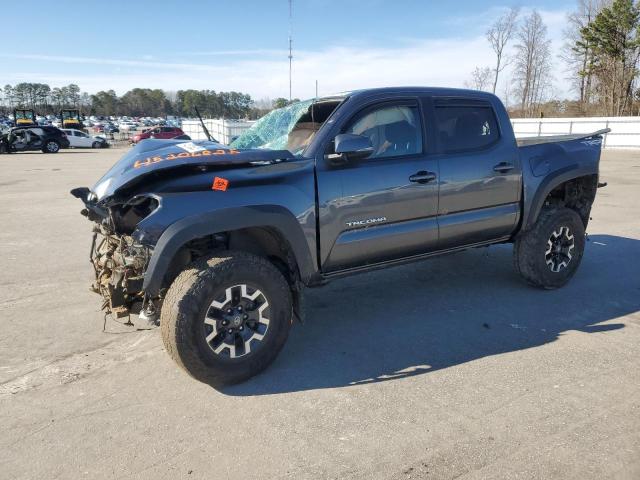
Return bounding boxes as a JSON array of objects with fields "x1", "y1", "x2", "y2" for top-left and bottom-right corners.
[{"x1": 288, "y1": 0, "x2": 293, "y2": 102}]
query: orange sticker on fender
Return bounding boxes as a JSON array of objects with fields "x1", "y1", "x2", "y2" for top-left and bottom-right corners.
[{"x1": 212, "y1": 177, "x2": 229, "y2": 191}]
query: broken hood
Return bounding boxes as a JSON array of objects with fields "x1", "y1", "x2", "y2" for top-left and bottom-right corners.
[{"x1": 91, "y1": 139, "x2": 295, "y2": 200}]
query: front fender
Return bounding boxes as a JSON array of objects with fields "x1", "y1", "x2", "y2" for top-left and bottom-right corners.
[{"x1": 141, "y1": 205, "x2": 316, "y2": 296}]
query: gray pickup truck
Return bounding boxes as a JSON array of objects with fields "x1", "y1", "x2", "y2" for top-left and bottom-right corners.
[{"x1": 72, "y1": 87, "x2": 607, "y2": 385}]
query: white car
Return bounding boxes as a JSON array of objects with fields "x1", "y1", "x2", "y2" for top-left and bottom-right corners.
[
  {"x1": 119, "y1": 122, "x2": 138, "y2": 131},
  {"x1": 61, "y1": 129, "x2": 108, "y2": 148}
]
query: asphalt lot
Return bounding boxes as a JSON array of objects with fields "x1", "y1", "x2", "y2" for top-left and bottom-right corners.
[{"x1": 0, "y1": 147, "x2": 639, "y2": 479}]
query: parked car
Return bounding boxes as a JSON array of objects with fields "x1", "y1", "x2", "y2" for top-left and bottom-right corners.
[
  {"x1": 130, "y1": 126, "x2": 184, "y2": 143},
  {"x1": 118, "y1": 121, "x2": 138, "y2": 131},
  {"x1": 1, "y1": 125, "x2": 70, "y2": 153},
  {"x1": 61, "y1": 129, "x2": 109, "y2": 148},
  {"x1": 71, "y1": 87, "x2": 607, "y2": 386},
  {"x1": 103, "y1": 123, "x2": 119, "y2": 134}
]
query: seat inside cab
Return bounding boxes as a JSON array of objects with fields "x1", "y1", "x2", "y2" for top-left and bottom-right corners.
[{"x1": 287, "y1": 100, "x2": 342, "y2": 151}]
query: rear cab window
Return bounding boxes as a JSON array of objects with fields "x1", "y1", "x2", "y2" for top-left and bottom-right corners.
[{"x1": 433, "y1": 99, "x2": 500, "y2": 153}]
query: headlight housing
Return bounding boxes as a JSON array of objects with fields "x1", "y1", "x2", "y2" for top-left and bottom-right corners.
[{"x1": 93, "y1": 178, "x2": 112, "y2": 200}]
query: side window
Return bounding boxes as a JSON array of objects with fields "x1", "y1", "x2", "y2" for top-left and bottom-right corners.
[
  {"x1": 434, "y1": 105, "x2": 499, "y2": 153},
  {"x1": 345, "y1": 104, "x2": 423, "y2": 159}
]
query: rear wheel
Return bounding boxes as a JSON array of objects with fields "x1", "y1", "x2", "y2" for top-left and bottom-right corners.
[
  {"x1": 42, "y1": 140, "x2": 60, "y2": 153},
  {"x1": 161, "y1": 251, "x2": 293, "y2": 386},
  {"x1": 514, "y1": 207, "x2": 585, "y2": 289}
]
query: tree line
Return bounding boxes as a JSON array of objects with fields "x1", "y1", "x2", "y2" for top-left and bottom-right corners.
[
  {"x1": 0, "y1": 83, "x2": 264, "y2": 119},
  {"x1": 467, "y1": 0, "x2": 640, "y2": 117}
]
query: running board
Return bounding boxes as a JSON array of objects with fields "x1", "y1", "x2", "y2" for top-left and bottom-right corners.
[{"x1": 321, "y1": 236, "x2": 512, "y2": 280}]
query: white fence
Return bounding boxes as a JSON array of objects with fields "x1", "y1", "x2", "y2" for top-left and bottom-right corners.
[
  {"x1": 511, "y1": 116, "x2": 640, "y2": 149},
  {"x1": 182, "y1": 116, "x2": 640, "y2": 148},
  {"x1": 181, "y1": 119, "x2": 254, "y2": 145}
]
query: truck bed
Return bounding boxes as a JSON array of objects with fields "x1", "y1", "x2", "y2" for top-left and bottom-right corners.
[{"x1": 516, "y1": 128, "x2": 610, "y2": 147}]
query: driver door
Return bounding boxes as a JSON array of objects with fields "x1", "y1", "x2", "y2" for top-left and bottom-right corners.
[
  {"x1": 76, "y1": 131, "x2": 93, "y2": 147},
  {"x1": 316, "y1": 99, "x2": 439, "y2": 272}
]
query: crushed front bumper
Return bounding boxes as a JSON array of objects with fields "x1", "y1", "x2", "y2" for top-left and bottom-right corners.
[{"x1": 89, "y1": 224, "x2": 150, "y2": 319}]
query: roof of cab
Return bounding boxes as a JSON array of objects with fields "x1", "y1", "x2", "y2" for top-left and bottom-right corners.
[{"x1": 346, "y1": 86, "x2": 498, "y2": 100}]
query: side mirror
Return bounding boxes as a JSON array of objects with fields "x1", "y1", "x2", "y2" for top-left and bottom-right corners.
[{"x1": 326, "y1": 133, "x2": 374, "y2": 164}]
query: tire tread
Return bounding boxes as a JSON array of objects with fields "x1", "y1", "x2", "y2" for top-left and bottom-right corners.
[
  {"x1": 513, "y1": 207, "x2": 585, "y2": 289},
  {"x1": 161, "y1": 251, "x2": 292, "y2": 386}
]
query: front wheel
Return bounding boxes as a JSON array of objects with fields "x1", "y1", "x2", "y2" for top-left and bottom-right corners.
[
  {"x1": 42, "y1": 140, "x2": 60, "y2": 153},
  {"x1": 92, "y1": 141, "x2": 101, "y2": 148},
  {"x1": 514, "y1": 207, "x2": 586, "y2": 289},
  {"x1": 161, "y1": 251, "x2": 293, "y2": 386}
]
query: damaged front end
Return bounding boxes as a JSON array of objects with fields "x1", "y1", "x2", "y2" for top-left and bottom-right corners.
[
  {"x1": 72, "y1": 187, "x2": 160, "y2": 323},
  {"x1": 71, "y1": 139, "x2": 298, "y2": 324}
]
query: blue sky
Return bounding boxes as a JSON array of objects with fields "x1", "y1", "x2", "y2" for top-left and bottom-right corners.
[{"x1": 0, "y1": 0, "x2": 576, "y2": 101}]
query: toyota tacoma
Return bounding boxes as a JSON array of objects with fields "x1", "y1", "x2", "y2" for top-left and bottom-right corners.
[{"x1": 71, "y1": 87, "x2": 607, "y2": 385}]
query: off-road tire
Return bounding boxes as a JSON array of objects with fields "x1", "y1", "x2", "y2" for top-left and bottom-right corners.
[
  {"x1": 42, "y1": 140, "x2": 60, "y2": 153},
  {"x1": 514, "y1": 207, "x2": 585, "y2": 289},
  {"x1": 161, "y1": 251, "x2": 293, "y2": 386}
]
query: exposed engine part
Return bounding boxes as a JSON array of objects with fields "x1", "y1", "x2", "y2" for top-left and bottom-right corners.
[
  {"x1": 110, "y1": 196, "x2": 159, "y2": 235},
  {"x1": 138, "y1": 296, "x2": 160, "y2": 325},
  {"x1": 90, "y1": 224, "x2": 151, "y2": 318}
]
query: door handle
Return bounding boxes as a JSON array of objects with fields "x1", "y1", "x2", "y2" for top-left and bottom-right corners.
[
  {"x1": 493, "y1": 162, "x2": 515, "y2": 173},
  {"x1": 409, "y1": 171, "x2": 437, "y2": 184}
]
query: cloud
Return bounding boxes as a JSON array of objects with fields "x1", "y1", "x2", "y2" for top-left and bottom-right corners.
[
  {"x1": 1, "y1": 7, "x2": 572, "y2": 100},
  {"x1": 1, "y1": 37, "x2": 494, "y2": 98},
  {"x1": 180, "y1": 49, "x2": 285, "y2": 57}
]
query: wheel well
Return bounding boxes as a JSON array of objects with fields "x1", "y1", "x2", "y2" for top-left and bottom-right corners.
[
  {"x1": 163, "y1": 227, "x2": 301, "y2": 291},
  {"x1": 228, "y1": 227, "x2": 300, "y2": 284},
  {"x1": 542, "y1": 175, "x2": 598, "y2": 228}
]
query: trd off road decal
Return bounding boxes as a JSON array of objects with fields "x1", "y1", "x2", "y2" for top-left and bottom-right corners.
[{"x1": 133, "y1": 148, "x2": 240, "y2": 169}]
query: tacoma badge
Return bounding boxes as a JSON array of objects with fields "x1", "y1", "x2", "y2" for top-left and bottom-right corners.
[{"x1": 346, "y1": 217, "x2": 387, "y2": 227}]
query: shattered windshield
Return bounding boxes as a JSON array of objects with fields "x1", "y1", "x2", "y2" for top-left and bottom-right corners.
[{"x1": 230, "y1": 97, "x2": 343, "y2": 155}]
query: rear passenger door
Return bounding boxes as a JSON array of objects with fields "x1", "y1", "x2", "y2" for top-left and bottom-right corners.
[
  {"x1": 26, "y1": 128, "x2": 44, "y2": 149},
  {"x1": 433, "y1": 98, "x2": 521, "y2": 248}
]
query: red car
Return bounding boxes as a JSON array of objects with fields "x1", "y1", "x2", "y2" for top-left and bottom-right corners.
[{"x1": 131, "y1": 126, "x2": 184, "y2": 143}]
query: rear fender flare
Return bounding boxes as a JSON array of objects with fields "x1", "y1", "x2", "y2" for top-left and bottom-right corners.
[{"x1": 524, "y1": 165, "x2": 594, "y2": 231}]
